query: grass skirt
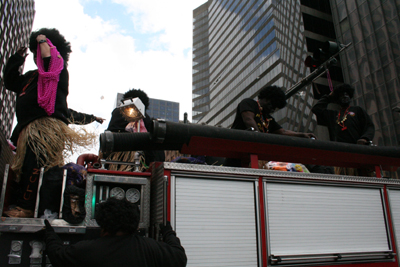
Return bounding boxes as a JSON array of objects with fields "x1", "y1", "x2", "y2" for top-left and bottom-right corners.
[{"x1": 12, "y1": 117, "x2": 96, "y2": 180}]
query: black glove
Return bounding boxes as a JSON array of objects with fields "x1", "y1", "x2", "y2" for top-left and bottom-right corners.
[
  {"x1": 159, "y1": 221, "x2": 172, "y2": 235},
  {"x1": 35, "y1": 219, "x2": 53, "y2": 239},
  {"x1": 44, "y1": 219, "x2": 55, "y2": 233}
]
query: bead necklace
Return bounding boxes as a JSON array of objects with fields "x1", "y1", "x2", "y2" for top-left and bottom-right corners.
[
  {"x1": 257, "y1": 101, "x2": 271, "y2": 133},
  {"x1": 337, "y1": 106, "x2": 350, "y2": 131}
]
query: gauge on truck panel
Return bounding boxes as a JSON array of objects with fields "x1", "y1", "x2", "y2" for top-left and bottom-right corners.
[
  {"x1": 11, "y1": 241, "x2": 22, "y2": 252},
  {"x1": 110, "y1": 187, "x2": 125, "y2": 200},
  {"x1": 126, "y1": 188, "x2": 141, "y2": 203}
]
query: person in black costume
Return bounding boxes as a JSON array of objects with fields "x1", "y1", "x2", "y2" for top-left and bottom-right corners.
[
  {"x1": 44, "y1": 197, "x2": 187, "y2": 267},
  {"x1": 226, "y1": 85, "x2": 316, "y2": 167},
  {"x1": 311, "y1": 83, "x2": 375, "y2": 175},
  {"x1": 106, "y1": 88, "x2": 165, "y2": 170},
  {"x1": 3, "y1": 29, "x2": 70, "y2": 217},
  {"x1": 3, "y1": 28, "x2": 94, "y2": 217}
]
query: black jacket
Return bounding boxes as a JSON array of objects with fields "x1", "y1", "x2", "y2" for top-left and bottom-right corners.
[
  {"x1": 45, "y1": 228, "x2": 187, "y2": 267},
  {"x1": 4, "y1": 53, "x2": 69, "y2": 145}
]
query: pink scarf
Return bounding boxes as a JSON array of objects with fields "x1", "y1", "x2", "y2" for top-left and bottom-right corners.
[{"x1": 36, "y1": 39, "x2": 64, "y2": 116}]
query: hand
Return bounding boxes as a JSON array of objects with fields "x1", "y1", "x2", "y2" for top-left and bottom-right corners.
[
  {"x1": 159, "y1": 221, "x2": 172, "y2": 235},
  {"x1": 357, "y1": 138, "x2": 369, "y2": 145},
  {"x1": 303, "y1": 133, "x2": 317, "y2": 139},
  {"x1": 95, "y1": 117, "x2": 105, "y2": 124},
  {"x1": 36, "y1": 34, "x2": 47, "y2": 43},
  {"x1": 16, "y1": 47, "x2": 28, "y2": 58}
]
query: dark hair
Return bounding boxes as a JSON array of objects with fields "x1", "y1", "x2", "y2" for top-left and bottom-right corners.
[
  {"x1": 29, "y1": 28, "x2": 72, "y2": 64},
  {"x1": 123, "y1": 89, "x2": 150, "y2": 110},
  {"x1": 95, "y1": 198, "x2": 140, "y2": 235},
  {"x1": 258, "y1": 85, "x2": 286, "y2": 109},
  {"x1": 331, "y1": 83, "x2": 355, "y2": 102}
]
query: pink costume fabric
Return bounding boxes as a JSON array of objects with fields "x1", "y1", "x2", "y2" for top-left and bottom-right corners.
[
  {"x1": 36, "y1": 39, "x2": 64, "y2": 116},
  {"x1": 125, "y1": 119, "x2": 147, "y2": 133}
]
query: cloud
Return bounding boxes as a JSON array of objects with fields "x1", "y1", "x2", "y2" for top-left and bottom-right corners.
[{"x1": 26, "y1": 0, "x2": 206, "y2": 159}]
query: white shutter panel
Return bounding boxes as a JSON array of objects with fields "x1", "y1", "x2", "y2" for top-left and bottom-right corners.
[
  {"x1": 175, "y1": 177, "x2": 259, "y2": 267},
  {"x1": 266, "y1": 182, "x2": 389, "y2": 256}
]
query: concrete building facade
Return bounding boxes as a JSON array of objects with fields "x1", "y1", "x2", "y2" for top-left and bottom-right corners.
[{"x1": 0, "y1": 0, "x2": 35, "y2": 182}]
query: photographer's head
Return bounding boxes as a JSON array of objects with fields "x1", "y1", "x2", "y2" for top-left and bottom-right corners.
[{"x1": 95, "y1": 197, "x2": 140, "y2": 236}]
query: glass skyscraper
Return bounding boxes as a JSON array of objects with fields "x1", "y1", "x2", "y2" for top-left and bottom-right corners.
[
  {"x1": 193, "y1": 0, "x2": 317, "y2": 133},
  {"x1": 192, "y1": 2, "x2": 210, "y2": 124}
]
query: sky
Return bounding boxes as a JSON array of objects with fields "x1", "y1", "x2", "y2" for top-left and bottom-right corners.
[{"x1": 22, "y1": 0, "x2": 207, "y2": 159}]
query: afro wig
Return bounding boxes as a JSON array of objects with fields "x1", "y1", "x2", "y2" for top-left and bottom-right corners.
[
  {"x1": 258, "y1": 85, "x2": 287, "y2": 109},
  {"x1": 95, "y1": 197, "x2": 140, "y2": 235},
  {"x1": 29, "y1": 28, "x2": 72, "y2": 64},
  {"x1": 123, "y1": 88, "x2": 150, "y2": 110}
]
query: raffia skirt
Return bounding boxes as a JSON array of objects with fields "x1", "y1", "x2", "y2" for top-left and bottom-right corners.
[{"x1": 12, "y1": 117, "x2": 96, "y2": 180}]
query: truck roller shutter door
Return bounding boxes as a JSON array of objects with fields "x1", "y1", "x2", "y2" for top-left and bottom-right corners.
[
  {"x1": 174, "y1": 177, "x2": 259, "y2": 267},
  {"x1": 266, "y1": 182, "x2": 390, "y2": 258}
]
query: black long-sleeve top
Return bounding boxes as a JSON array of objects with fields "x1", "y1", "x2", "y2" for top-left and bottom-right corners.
[
  {"x1": 311, "y1": 95, "x2": 375, "y2": 144},
  {"x1": 44, "y1": 229, "x2": 187, "y2": 267},
  {"x1": 4, "y1": 53, "x2": 69, "y2": 145},
  {"x1": 68, "y1": 108, "x2": 96, "y2": 125}
]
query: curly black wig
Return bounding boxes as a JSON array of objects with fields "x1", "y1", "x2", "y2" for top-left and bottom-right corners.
[
  {"x1": 95, "y1": 197, "x2": 140, "y2": 235},
  {"x1": 123, "y1": 88, "x2": 150, "y2": 110},
  {"x1": 258, "y1": 85, "x2": 287, "y2": 109},
  {"x1": 29, "y1": 28, "x2": 72, "y2": 64},
  {"x1": 331, "y1": 83, "x2": 355, "y2": 102}
]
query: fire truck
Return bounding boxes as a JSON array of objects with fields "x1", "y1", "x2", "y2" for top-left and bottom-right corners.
[{"x1": 1, "y1": 120, "x2": 400, "y2": 267}]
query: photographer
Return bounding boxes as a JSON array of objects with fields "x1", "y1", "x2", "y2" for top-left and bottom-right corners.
[{"x1": 44, "y1": 198, "x2": 187, "y2": 267}]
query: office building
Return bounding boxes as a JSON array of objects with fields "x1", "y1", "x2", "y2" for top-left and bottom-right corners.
[
  {"x1": 0, "y1": 0, "x2": 35, "y2": 138},
  {"x1": 147, "y1": 98, "x2": 179, "y2": 123},
  {"x1": 192, "y1": 2, "x2": 210, "y2": 124},
  {"x1": 0, "y1": 0, "x2": 35, "y2": 180}
]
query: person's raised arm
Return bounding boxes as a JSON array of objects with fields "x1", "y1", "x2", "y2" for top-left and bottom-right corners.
[
  {"x1": 158, "y1": 222, "x2": 187, "y2": 267},
  {"x1": 3, "y1": 48, "x2": 29, "y2": 93},
  {"x1": 36, "y1": 34, "x2": 51, "y2": 58}
]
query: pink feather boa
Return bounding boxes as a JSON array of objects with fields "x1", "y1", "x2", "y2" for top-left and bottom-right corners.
[{"x1": 36, "y1": 39, "x2": 64, "y2": 116}]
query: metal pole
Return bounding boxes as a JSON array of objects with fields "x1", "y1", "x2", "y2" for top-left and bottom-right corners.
[{"x1": 285, "y1": 42, "x2": 352, "y2": 99}]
